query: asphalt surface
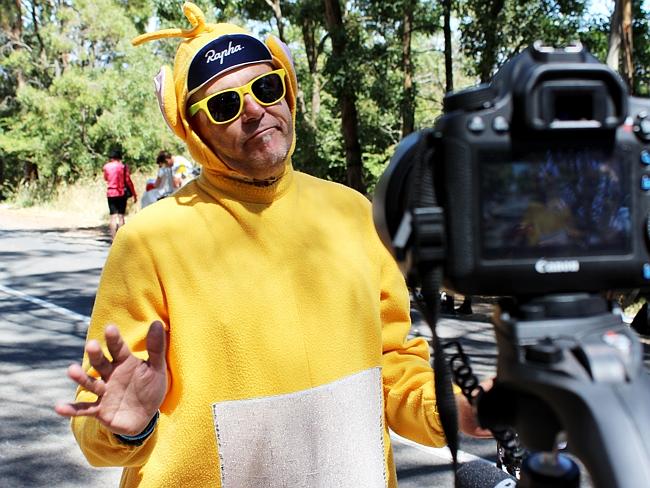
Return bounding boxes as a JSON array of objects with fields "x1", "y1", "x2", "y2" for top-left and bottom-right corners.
[
  {"x1": 0, "y1": 225, "x2": 122, "y2": 487},
  {"x1": 2, "y1": 217, "x2": 649, "y2": 487}
]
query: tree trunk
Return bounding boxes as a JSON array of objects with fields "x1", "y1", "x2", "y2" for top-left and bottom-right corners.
[
  {"x1": 264, "y1": 0, "x2": 286, "y2": 42},
  {"x1": 607, "y1": 0, "x2": 622, "y2": 71},
  {"x1": 0, "y1": 158, "x2": 5, "y2": 200},
  {"x1": 322, "y1": 0, "x2": 366, "y2": 194},
  {"x1": 341, "y1": 99, "x2": 364, "y2": 192},
  {"x1": 479, "y1": 0, "x2": 505, "y2": 83},
  {"x1": 400, "y1": 0, "x2": 415, "y2": 137},
  {"x1": 443, "y1": 0, "x2": 454, "y2": 93},
  {"x1": 621, "y1": 0, "x2": 634, "y2": 93},
  {"x1": 4, "y1": 0, "x2": 26, "y2": 89},
  {"x1": 300, "y1": 15, "x2": 322, "y2": 128},
  {"x1": 23, "y1": 162, "x2": 39, "y2": 182}
]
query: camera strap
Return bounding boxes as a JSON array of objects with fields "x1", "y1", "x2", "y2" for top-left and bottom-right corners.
[{"x1": 407, "y1": 130, "x2": 461, "y2": 483}]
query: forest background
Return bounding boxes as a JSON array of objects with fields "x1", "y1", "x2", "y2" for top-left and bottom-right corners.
[{"x1": 1, "y1": 0, "x2": 648, "y2": 210}]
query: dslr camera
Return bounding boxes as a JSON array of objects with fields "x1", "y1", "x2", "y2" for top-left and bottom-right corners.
[
  {"x1": 374, "y1": 42, "x2": 650, "y2": 487},
  {"x1": 374, "y1": 41, "x2": 650, "y2": 297}
]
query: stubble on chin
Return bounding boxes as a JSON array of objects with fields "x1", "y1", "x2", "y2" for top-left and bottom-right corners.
[
  {"x1": 212, "y1": 142, "x2": 289, "y2": 180},
  {"x1": 247, "y1": 130, "x2": 293, "y2": 175}
]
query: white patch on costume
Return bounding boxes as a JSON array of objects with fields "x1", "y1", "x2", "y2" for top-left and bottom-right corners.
[{"x1": 212, "y1": 368, "x2": 387, "y2": 488}]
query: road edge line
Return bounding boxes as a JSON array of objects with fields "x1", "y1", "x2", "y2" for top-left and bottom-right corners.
[
  {"x1": 390, "y1": 430, "x2": 484, "y2": 464},
  {"x1": 0, "y1": 283, "x2": 90, "y2": 323}
]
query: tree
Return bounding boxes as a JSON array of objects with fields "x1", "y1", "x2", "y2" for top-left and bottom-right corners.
[
  {"x1": 608, "y1": 0, "x2": 634, "y2": 92},
  {"x1": 0, "y1": 0, "x2": 182, "y2": 201},
  {"x1": 622, "y1": 0, "x2": 634, "y2": 92},
  {"x1": 443, "y1": 0, "x2": 454, "y2": 93},
  {"x1": 322, "y1": 0, "x2": 365, "y2": 194},
  {"x1": 630, "y1": 0, "x2": 650, "y2": 96},
  {"x1": 400, "y1": 0, "x2": 416, "y2": 137},
  {"x1": 4, "y1": 0, "x2": 646, "y2": 204},
  {"x1": 458, "y1": 0, "x2": 587, "y2": 83},
  {"x1": 607, "y1": 0, "x2": 623, "y2": 70}
]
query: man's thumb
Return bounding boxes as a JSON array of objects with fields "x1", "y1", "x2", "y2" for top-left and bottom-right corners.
[{"x1": 147, "y1": 321, "x2": 167, "y2": 370}]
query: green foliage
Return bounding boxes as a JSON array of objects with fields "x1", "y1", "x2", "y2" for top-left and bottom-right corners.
[
  {"x1": 632, "y1": 0, "x2": 650, "y2": 95},
  {"x1": 116, "y1": 0, "x2": 156, "y2": 33},
  {"x1": 458, "y1": 0, "x2": 589, "y2": 82},
  {"x1": 0, "y1": 0, "x2": 183, "y2": 200},
  {"x1": 154, "y1": 0, "x2": 219, "y2": 24},
  {"x1": 3, "y1": 0, "x2": 650, "y2": 203}
]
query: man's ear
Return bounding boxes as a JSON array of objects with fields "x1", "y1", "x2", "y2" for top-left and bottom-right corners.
[{"x1": 154, "y1": 65, "x2": 187, "y2": 141}]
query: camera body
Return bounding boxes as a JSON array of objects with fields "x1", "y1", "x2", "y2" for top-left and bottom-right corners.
[{"x1": 375, "y1": 42, "x2": 650, "y2": 297}]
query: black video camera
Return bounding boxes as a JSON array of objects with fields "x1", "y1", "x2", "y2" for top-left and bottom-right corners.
[{"x1": 374, "y1": 41, "x2": 650, "y2": 297}]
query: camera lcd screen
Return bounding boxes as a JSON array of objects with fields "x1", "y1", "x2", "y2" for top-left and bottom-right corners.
[{"x1": 480, "y1": 147, "x2": 631, "y2": 259}]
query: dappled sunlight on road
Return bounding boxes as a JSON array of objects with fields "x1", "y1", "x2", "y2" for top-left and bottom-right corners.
[{"x1": 0, "y1": 215, "x2": 122, "y2": 487}]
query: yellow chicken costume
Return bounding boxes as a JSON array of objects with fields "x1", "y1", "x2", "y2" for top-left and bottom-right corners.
[{"x1": 70, "y1": 3, "x2": 447, "y2": 487}]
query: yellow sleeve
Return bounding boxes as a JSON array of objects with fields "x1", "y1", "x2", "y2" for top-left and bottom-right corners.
[
  {"x1": 70, "y1": 401, "x2": 159, "y2": 467},
  {"x1": 379, "y1": 247, "x2": 448, "y2": 447},
  {"x1": 70, "y1": 226, "x2": 169, "y2": 467}
]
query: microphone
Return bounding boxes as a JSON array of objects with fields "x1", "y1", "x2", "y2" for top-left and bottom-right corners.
[{"x1": 457, "y1": 459, "x2": 518, "y2": 488}]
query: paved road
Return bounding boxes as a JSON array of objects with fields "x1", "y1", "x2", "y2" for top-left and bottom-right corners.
[
  {"x1": 2, "y1": 220, "x2": 648, "y2": 487},
  {"x1": 0, "y1": 225, "x2": 122, "y2": 487}
]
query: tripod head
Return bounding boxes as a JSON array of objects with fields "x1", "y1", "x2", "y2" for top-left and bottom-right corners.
[{"x1": 478, "y1": 293, "x2": 650, "y2": 487}]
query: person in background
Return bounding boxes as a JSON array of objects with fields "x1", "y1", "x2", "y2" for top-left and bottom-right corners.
[
  {"x1": 102, "y1": 148, "x2": 137, "y2": 240},
  {"x1": 55, "y1": 4, "x2": 490, "y2": 487},
  {"x1": 172, "y1": 154, "x2": 197, "y2": 186},
  {"x1": 153, "y1": 150, "x2": 180, "y2": 199}
]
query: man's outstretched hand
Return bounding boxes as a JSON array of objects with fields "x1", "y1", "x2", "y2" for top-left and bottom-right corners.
[
  {"x1": 457, "y1": 377, "x2": 494, "y2": 439},
  {"x1": 55, "y1": 321, "x2": 167, "y2": 436}
]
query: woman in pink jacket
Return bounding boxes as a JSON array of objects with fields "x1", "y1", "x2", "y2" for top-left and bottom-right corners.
[{"x1": 103, "y1": 148, "x2": 137, "y2": 240}]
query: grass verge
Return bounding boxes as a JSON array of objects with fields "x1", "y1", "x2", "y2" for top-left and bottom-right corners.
[{"x1": 4, "y1": 171, "x2": 153, "y2": 228}]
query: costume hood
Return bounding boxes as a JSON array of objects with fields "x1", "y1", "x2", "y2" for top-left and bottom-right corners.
[{"x1": 132, "y1": 2, "x2": 298, "y2": 179}]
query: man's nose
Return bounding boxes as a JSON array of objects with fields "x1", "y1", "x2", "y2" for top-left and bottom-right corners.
[{"x1": 240, "y1": 94, "x2": 265, "y2": 122}]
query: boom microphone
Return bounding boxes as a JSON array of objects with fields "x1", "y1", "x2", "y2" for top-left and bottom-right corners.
[{"x1": 457, "y1": 459, "x2": 517, "y2": 488}]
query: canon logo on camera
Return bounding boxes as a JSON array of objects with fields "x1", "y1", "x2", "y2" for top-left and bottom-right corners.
[{"x1": 534, "y1": 259, "x2": 580, "y2": 274}]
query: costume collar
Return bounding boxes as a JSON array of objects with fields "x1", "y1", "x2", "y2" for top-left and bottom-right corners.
[{"x1": 196, "y1": 162, "x2": 294, "y2": 204}]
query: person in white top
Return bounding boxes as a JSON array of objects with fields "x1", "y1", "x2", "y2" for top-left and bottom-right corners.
[
  {"x1": 154, "y1": 150, "x2": 180, "y2": 199},
  {"x1": 171, "y1": 155, "x2": 196, "y2": 187}
]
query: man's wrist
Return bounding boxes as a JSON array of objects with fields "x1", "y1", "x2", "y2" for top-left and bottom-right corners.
[{"x1": 114, "y1": 411, "x2": 160, "y2": 446}]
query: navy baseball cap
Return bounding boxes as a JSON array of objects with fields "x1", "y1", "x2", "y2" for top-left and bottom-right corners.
[{"x1": 187, "y1": 33, "x2": 273, "y2": 96}]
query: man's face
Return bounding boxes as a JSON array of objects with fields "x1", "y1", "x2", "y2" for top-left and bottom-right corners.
[{"x1": 187, "y1": 63, "x2": 293, "y2": 180}]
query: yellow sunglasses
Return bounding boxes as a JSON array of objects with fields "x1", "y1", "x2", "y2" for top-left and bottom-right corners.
[{"x1": 188, "y1": 68, "x2": 287, "y2": 125}]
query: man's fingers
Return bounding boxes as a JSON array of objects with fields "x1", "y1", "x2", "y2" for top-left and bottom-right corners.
[
  {"x1": 104, "y1": 324, "x2": 132, "y2": 364},
  {"x1": 146, "y1": 321, "x2": 167, "y2": 370},
  {"x1": 67, "y1": 363, "x2": 107, "y2": 397},
  {"x1": 54, "y1": 400, "x2": 100, "y2": 418},
  {"x1": 86, "y1": 340, "x2": 113, "y2": 380}
]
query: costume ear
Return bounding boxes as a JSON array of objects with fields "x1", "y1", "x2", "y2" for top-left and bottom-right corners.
[
  {"x1": 265, "y1": 35, "x2": 298, "y2": 104},
  {"x1": 132, "y1": 2, "x2": 209, "y2": 46},
  {"x1": 153, "y1": 65, "x2": 187, "y2": 141}
]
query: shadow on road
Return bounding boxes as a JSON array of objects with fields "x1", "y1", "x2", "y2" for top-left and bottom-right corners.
[
  {"x1": 8, "y1": 269, "x2": 101, "y2": 318},
  {"x1": 0, "y1": 224, "x2": 122, "y2": 487}
]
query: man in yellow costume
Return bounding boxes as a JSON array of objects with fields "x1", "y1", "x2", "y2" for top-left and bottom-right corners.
[{"x1": 55, "y1": 3, "x2": 487, "y2": 486}]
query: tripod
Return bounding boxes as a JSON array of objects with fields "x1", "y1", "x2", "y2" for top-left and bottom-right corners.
[{"x1": 477, "y1": 293, "x2": 650, "y2": 488}]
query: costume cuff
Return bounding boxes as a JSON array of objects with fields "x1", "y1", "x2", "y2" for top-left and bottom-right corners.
[{"x1": 114, "y1": 411, "x2": 160, "y2": 446}]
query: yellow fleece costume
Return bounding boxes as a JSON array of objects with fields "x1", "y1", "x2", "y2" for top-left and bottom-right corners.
[{"x1": 71, "y1": 3, "x2": 446, "y2": 487}]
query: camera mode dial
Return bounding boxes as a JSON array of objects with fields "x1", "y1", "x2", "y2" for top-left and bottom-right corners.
[{"x1": 633, "y1": 112, "x2": 650, "y2": 142}]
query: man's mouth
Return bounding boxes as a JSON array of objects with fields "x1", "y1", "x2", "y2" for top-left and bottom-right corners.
[{"x1": 246, "y1": 127, "x2": 276, "y2": 143}]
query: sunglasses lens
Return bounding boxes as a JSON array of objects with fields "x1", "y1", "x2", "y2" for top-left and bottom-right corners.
[
  {"x1": 252, "y1": 73, "x2": 284, "y2": 104},
  {"x1": 207, "y1": 91, "x2": 241, "y2": 123}
]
